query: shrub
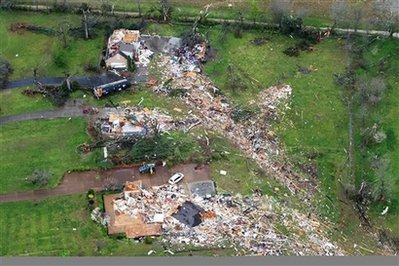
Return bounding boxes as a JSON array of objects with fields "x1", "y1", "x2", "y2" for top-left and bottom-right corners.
[
  {"x1": 26, "y1": 170, "x2": 51, "y2": 187},
  {"x1": 130, "y1": 134, "x2": 174, "y2": 162},
  {"x1": 127, "y1": 56, "x2": 136, "y2": 72},
  {"x1": 283, "y1": 46, "x2": 300, "y2": 57},
  {"x1": 144, "y1": 236, "x2": 154, "y2": 244},
  {"x1": 87, "y1": 189, "x2": 95, "y2": 200},
  {"x1": 53, "y1": 50, "x2": 67, "y2": 68},
  {"x1": 0, "y1": 58, "x2": 13, "y2": 89},
  {"x1": 280, "y1": 16, "x2": 303, "y2": 35}
]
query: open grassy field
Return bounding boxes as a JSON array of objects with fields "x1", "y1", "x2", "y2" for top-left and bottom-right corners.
[
  {"x1": 0, "y1": 117, "x2": 99, "y2": 193},
  {"x1": 0, "y1": 9, "x2": 397, "y2": 255},
  {"x1": 352, "y1": 37, "x2": 399, "y2": 235},
  {"x1": 0, "y1": 11, "x2": 103, "y2": 80},
  {"x1": 0, "y1": 194, "x2": 156, "y2": 256},
  {"x1": 0, "y1": 193, "x2": 238, "y2": 256},
  {"x1": 0, "y1": 87, "x2": 54, "y2": 116},
  {"x1": 204, "y1": 27, "x2": 349, "y2": 221},
  {"x1": 14, "y1": 0, "x2": 388, "y2": 29}
]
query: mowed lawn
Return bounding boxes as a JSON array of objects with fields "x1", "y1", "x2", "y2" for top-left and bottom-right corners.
[
  {"x1": 0, "y1": 87, "x2": 54, "y2": 116},
  {"x1": 0, "y1": 118, "x2": 99, "y2": 193},
  {"x1": 0, "y1": 194, "x2": 156, "y2": 256},
  {"x1": 0, "y1": 11, "x2": 103, "y2": 80}
]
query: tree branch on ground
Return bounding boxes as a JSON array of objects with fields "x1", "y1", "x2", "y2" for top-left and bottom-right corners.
[{"x1": 0, "y1": 58, "x2": 13, "y2": 89}]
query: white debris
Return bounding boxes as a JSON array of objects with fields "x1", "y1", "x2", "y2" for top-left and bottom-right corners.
[
  {"x1": 219, "y1": 170, "x2": 227, "y2": 176},
  {"x1": 103, "y1": 147, "x2": 108, "y2": 159},
  {"x1": 147, "y1": 250, "x2": 156, "y2": 255},
  {"x1": 381, "y1": 206, "x2": 389, "y2": 215}
]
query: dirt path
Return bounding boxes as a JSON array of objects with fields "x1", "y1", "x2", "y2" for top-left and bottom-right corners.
[{"x1": 0, "y1": 164, "x2": 210, "y2": 203}]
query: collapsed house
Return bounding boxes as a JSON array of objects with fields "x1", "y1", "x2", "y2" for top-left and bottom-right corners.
[
  {"x1": 170, "y1": 42, "x2": 207, "y2": 74},
  {"x1": 95, "y1": 107, "x2": 176, "y2": 138},
  {"x1": 104, "y1": 181, "x2": 163, "y2": 238},
  {"x1": 101, "y1": 178, "x2": 341, "y2": 256}
]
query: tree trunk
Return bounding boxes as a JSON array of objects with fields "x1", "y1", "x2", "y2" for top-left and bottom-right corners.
[
  {"x1": 65, "y1": 74, "x2": 71, "y2": 91},
  {"x1": 60, "y1": 27, "x2": 67, "y2": 48},
  {"x1": 137, "y1": 0, "x2": 142, "y2": 17},
  {"x1": 83, "y1": 10, "x2": 89, "y2": 39}
]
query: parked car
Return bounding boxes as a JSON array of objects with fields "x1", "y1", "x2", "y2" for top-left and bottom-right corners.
[
  {"x1": 139, "y1": 163, "x2": 156, "y2": 174},
  {"x1": 168, "y1": 172, "x2": 184, "y2": 185}
]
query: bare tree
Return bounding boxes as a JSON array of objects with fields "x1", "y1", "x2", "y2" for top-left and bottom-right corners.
[
  {"x1": 370, "y1": 155, "x2": 394, "y2": 202},
  {"x1": 136, "y1": 0, "x2": 142, "y2": 17},
  {"x1": 101, "y1": 0, "x2": 112, "y2": 16},
  {"x1": 0, "y1": 0, "x2": 15, "y2": 9},
  {"x1": 270, "y1": 0, "x2": 290, "y2": 27},
  {"x1": 26, "y1": 170, "x2": 51, "y2": 187},
  {"x1": 81, "y1": 5, "x2": 97, "y2": 40},
  {"x1": 352, "y1": 5, "x2": 364, "y2": 33},
  {"x1": 372, "y1": 0, "x2": 399, "y2": 37},
  {"x1": 331, "y1": 0, "x2": 349, "y2": 28},
  {"x1": 159, "y1": 0, "x2": 172, "y2": 22},
  {"x1": 82, "y1": 9, "x2": 90, "y2": 39},
  {"x1": 58, "y1": 21, "x2": 71, "y2": 48},
  {"x1": 368, "y1": 78, "x2": 386, "y2": 106}
]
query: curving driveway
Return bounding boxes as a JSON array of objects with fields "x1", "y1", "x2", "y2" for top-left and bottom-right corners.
[{"x1": 0, "y1": 164, "x2": 211, "y2": 203}]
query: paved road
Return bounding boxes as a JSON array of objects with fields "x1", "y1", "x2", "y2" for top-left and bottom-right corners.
[
  {"x1": 4, "y1": 72, "x2": 123, "y2": 89},
  {"x1": 0, "y1": 100, "x2": 88, "y2": 125},
  {"x1": 0, "y1": 164, "x2": 210, "y2": 203}
]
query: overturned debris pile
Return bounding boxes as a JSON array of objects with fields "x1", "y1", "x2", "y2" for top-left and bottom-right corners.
[
  {"x1": 163, "y1": 192, "x2": 343, "y2": 256},
  {"x1": 152, "y1": 54, "x2": 314, "y2": 194},
  {"x1": 169, "y1": 42, "x2": 207, "y2": 74},
  {"x1": 109, "y1": 182, "x2": 342, "y2": 256},
  {"x1": 94, "y1": 106, "x2": 201, "y2": 139},
  {"x1": 91, "y1": 207, "x2": 111, "y2": 227}
]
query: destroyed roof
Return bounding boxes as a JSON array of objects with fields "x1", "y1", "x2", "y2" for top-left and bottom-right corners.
[
  {"x1": 108, "y1": 113, "x2": 127, "y2": 123},
  {"x1": 125, "y1": 223, "x2": 162, "y2": 238},
  {"x1": 119, "y1": 43, "x2": 135, "y2": 54},
  {"x1": 124, "y1": 181, "x2": 141, "y2": 192},
  {"x1": 123, "y1": 30, "x2": 140, "y2": 43},
  {"x1": 109, "y1": 29, "x2": 140, "y2": 44},
  {"x1": 172, "y1": 201, "x2": 204, "y2": 227}
]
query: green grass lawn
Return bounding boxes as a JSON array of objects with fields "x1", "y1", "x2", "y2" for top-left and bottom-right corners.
[
  {"x1": 0, "y1": 11, "x2": 103, "y2": 80},
  {"x1": 0, "y1": 87, "x2": 54, "y2": 116},
  {"x1": 352, "y1": 38, "x2": 399, "y2": 235},
  {"x1": 14, "y1": 0, "x2": 383, "y2": 30},
  {"x1": 0, "y1": 194, "x2": 160, "y2": 256},
  {"x1": 205, "y1": 28, "x2": 349, "y2": 222},
  {"x1": 0, "y1": 118, "x2": 99, "y2": 193}
]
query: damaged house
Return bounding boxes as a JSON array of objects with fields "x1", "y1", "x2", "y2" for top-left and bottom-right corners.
[
  {"x1": 106, "y1": 29, "x2": 140, "y2": 70},
  {"x1": 96, "y1": 108, "x2": 148, "y2": 138},
  {"x1": 95, "y1": 107, "x2": 176, "y2": 138}
]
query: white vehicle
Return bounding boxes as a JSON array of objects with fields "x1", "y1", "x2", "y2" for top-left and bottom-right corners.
[{"x1": 168, "y1": 172, "x2": 184, "y2": 185}]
